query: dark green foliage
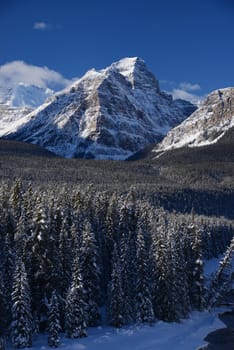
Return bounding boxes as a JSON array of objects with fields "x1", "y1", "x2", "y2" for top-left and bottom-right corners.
[
  {"x1": 80, "y1": 221, "x2": 101, "y2": 326},
  {"x1": 65, "y1": 256, "x2": 87, "y2": 338},
  {"x1": 119, "y1": 232, "x2": 134, "y2": 323},
  {"x1": 0, "y1": 271, "x2": 7, "y2": 338},
  {"x1": 59, "y1": 216, "x2": 72, "y2": 298},
  {"x1": 108, "y1": 244, "x2": 124, "y2": 328},
  {"x1": 207, "y1": 237, "x2": 234, "y2": 307},
  {"x1": 190, "y1": 226, "x2": 205, "y2": 311},
  {"x1": 2, "y1": 232, "x2": 14, "y2": 331},
  {"x1": 30, "y1": 203, "x2": 52, "y2": 330},
  {"x1": 0, "y1": 336, "x2": 6, "y2": 350},
  {"x1": 11, "y1": 259, "x2": 33, "y2": 349},
  {"x1": 0, "y1": 138, "x2": 234, "y2": 218},
  {"x1": 48, "y1": 291, "x2": 61, "y2": 348},
  {"x1": 135, "y1": 225, "x2": 154, "y2": 324}
]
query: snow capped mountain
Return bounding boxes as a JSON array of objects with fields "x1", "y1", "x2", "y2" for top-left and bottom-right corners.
[
  {"x1": 156, "y1": 87, "x2": 234, "y2": 152},
  {"x1": 0, "y1": 104, "x2": 31, "y2": 136},
  {"x1": 2, "y1": 57, "x2": 191, "y2": 160},
  {"x1": 0, "y1": 83, "x2": 53, "y2": 108},
  {"x1": 0, "y1": 83, "x2": 54, "y2": 137}
]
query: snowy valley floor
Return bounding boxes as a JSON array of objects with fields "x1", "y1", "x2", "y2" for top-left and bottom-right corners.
[{"x1": 18, "y1": 309, "x2": 230, "y2": 350}]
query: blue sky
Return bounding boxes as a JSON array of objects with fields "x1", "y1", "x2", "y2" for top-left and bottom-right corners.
[{"x1": 0, "y1": 0, "x2": 233, "y2": 101}]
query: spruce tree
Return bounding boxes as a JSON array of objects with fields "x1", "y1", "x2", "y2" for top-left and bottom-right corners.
[
  {"x1": 0, "y1": 337, "x2": 6, "y2": 350},
  {"x1": 48, "y1": 291, "x2": 61, "y2": 348},
  {"x1": 10, "y1": 179, "x2": 23, "y2": 220},
  {"x1": 65, "y1": 256, "x2": 87, "y2": 338},
  {"x1": 0, "y1": 271, "x2": 7, "y2": 349},
  {"x1": 11, "y1": 259, "x2": 33, "y2": 349},
  {"x1": 135, "y1": 225, "x2": 154, "y2": 324},
  {"x1": 173, "y1": 226, "x2": 190, "y2": 318},
  {"x1": 165, "y1": 229, "x2": 182, "y2": 322},
  {"x1": 116, "y1": 188, "x2": 139, "y2": 324},
  {"x1": 108, "y1": 244, "x2": 124, "y2": 328},
  {"x1": 58, "y1": 217, "x2": 73, "y2": 330},
  {"x1": 80, "y1": 220, "x2": 101, "y2": 326},
  {"x1": 119, "y1": 233, "x2": 133, "y2": 323},
  {"x1": 30, "y1": 202, "x2": 52, "y2": 330},
  {"x1": 191, "y1": 226, "x2": 205, "y2": 310},
  {"x1": 2, "y1": 232, "x2": 15, "y2": 331},
  {"x1": 208, "y1": 237, "x2": 234, "y2": 307},
  {"x1": 150, "y1": 217, "x2": 168, "y2": 320},
  {"x1": 103, "y1": 193, "x2": 120, "y2": 296},
  {"x1": 14, "y1": 210, "x2": 28, "y2": 260}
]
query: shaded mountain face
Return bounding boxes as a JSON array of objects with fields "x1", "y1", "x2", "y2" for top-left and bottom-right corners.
[
  {"x1": 2, "y1": 57, "x2": 191, "y2": 160},
  {"x1": 173, "y1": 99, "x2": 197, "y2": 118},
  {"x1": 156, "y1": 87, "x2": 234, "y2": 152},
  {"x1": 0, "y1": 139, "x2": 57, "y2": 158}
]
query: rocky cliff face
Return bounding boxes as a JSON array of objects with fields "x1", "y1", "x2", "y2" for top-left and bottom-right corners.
[
  {"x1": 156, "y1": 87, "x2": 234, "y2": 152},
  {"x1": 3, "y1": 57, "x2": 191, "y2": 159}
]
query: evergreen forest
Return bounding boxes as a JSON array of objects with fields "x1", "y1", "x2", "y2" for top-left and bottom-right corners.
[{"x1": 0, "y1": 180, "x2": 233, "y2": 349}]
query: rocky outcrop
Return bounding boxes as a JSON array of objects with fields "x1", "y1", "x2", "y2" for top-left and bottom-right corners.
[{"x1": 156, "y1": 87, "x2": 234, "y2": 152}]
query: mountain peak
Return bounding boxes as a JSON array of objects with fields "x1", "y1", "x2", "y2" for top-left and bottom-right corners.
[
  {"x1": 2, "y1": 58, "x2": 190, "y2": 159},
  {"x1": 109, "y1": 56, "x2": 159, "y2": 91},
  {"x1": 111, "y1": 56, "x2": 145, "y2": 72}
]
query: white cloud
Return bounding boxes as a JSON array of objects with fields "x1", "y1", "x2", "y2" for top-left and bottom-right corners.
[
  {"x1": 0, "y1": 61, "x2": 72, "y2": 90},
  {"x1": 160, "y1": 80, "x2": 204, "y2": 105},
  {"x1": 172, "y1": 89, "x2": 203, "y2": 106},
  {"x1": 179, "y1": 82, "x2": 201, "y2": 92},
  {"x1": 33, "y1": 21, "x2": 49, "y2": 30}
]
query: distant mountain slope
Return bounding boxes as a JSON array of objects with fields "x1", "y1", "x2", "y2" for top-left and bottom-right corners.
[
  {"x1": 128, "y1": 123, "x2": 234, "y2": 163},
  {"x1": 0, "y1": 83, "x2": 54, "y2": 138},
  {"x1": 0, "y1": 139, "x2": 57, "y2": 158},
  {"x1": 173, "y1": 98, "x2": 197, "y2": 117},
  {"x1": 152, "y1": 126, "x2": 234, "y2": 164},
  {"x1": 0, "y1": 83, "x2": 53, "y2": 108},
  {"x1": 156, "y1": 87, "x2": 234, "y2": 152},
  {"x1": 2, "y1": 57, "x2": 193, "y2": 160},
  {"x1": 0, "y1": 104, "x2": 32, "y2": 136}
]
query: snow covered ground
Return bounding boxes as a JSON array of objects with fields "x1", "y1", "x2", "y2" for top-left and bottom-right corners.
[
  {"x1": 6, "y1": 253, "x2": 232, "y2": 350},
  {"x1": 19, "y1": 309, "x2": 227, "y2": 350}
]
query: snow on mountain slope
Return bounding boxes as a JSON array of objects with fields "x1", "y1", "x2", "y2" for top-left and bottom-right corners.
[
  {"x1": 3, "y1": 57, "x2": 190, "y2": 159},
  {"x1": 10, "y1": 83, "x2": 53, "y2": 108},
  {"x1": 0, "y1": 104, "x2": 32, "y2": 136},
  {"x1": 0, "y1": 83, "x2": 53, "y2": 108},
  {"x1": 0, "y1": 83, "x2": 54, "y2": 136},
  {"x1": 156, "y1": 87, "x2": 234, "y2": 152}
]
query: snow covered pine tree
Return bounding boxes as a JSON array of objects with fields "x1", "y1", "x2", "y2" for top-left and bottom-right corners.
[
  {"x1": 48, "y1": 290, "x2": 61, "y2": 348},
  {"x1": 11, "y1": 259, "x2": 33, "y2": 348}
]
